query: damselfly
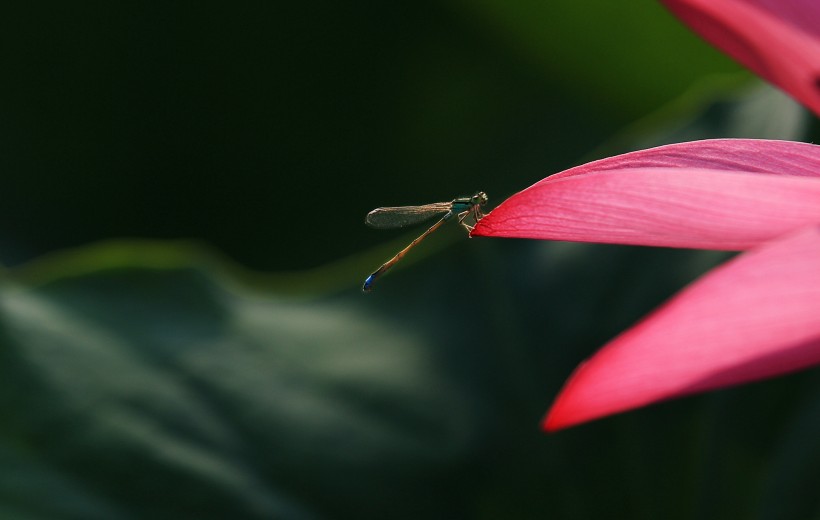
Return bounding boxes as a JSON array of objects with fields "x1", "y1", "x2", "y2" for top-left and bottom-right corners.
[{"x1": 362, "y1": 191, "x2": 488, "y2": 292}]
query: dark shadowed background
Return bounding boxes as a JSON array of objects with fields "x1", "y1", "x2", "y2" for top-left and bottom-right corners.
[{"x1": 0, "y1": 0, "x2": 747, "y2": 268}]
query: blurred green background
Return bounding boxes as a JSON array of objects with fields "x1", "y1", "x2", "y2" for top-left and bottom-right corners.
[{"x1": 1, "y1": 1, "x2": 819, "y2": 519}]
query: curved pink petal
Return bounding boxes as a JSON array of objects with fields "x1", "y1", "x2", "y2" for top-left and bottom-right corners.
[
  {"x1": 547, "y1": 139, "x2": 820, "y2": 180},
  {"x1": 473, "y1": 140, "x2": 820, "y2": 250},
  {"x1": 544, "y1": 225, "x2": 820, "y2": 431},
  {"x1": 661, "y1": 0, "x2": 820, "y2": 116}
]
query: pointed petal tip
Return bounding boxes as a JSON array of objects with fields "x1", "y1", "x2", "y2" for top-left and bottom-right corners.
[
  {"x1": 473, "y1": 139, "x2": 820, "y2": 247},
  {"x1": 541, "y1": 408, "x2": 570, "y2": 433},
  {"x1": 540, "y1": 415, "x2": 556, "y2": 433},
  {"x1": 541, "y1": 388, "x2": 604, "y2": 432}
]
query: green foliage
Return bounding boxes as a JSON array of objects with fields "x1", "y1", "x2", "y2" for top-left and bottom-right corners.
[
  {"x1": 0, "y1": 239, "x2": 724, "y2": 519},
  {"x1": 449, "y1": 0, "x2": 748, "y2": 118}
]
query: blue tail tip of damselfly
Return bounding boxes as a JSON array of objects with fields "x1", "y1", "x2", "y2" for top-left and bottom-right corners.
[{"x1": 362, "y1": 274, "x2": 376, "y2": 293}]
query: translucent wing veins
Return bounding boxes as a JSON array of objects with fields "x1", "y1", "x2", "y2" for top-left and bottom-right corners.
[{"x1": 365, "y1": 202, "x2": 452, "y2": 229}]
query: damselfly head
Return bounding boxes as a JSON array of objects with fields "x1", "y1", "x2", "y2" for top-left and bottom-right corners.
[{"x1": 472, "y1": 192, "x2": 488, "y2": 206}]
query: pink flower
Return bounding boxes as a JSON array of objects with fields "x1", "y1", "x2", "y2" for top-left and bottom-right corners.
[
  {"x1": 475, "y1": 139, "x2": 820, "y2": 250},
  {"x1": 472, "y1": 0, "x2": 820, "y2": 431},
  {"x1": 661, "y1": 0, "x2": 820, "y2": 116},
  {"x1": 476, "y1": 139, "x2": 820, "y2": 430},
  {"x1": 544, "y1": 224, "x2": 820, "y2": 431}
]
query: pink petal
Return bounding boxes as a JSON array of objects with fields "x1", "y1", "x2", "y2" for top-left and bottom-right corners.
[
  {"x1": 661, "y1": 0, "x2": 820, "y2": 116},
  {"x1": 472, "y1": 140, "x2": 820, "y2": 250},
  {"x1": 544, "y1": 225, "x2": 820, "y2": 431},
  {"x1": 548, "y1": 139, "x2": 820, "y2": 180}
]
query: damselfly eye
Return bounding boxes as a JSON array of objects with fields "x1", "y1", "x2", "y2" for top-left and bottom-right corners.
[{"x1": 473, "y1": 192, "x2": 488, "y2": 206}]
